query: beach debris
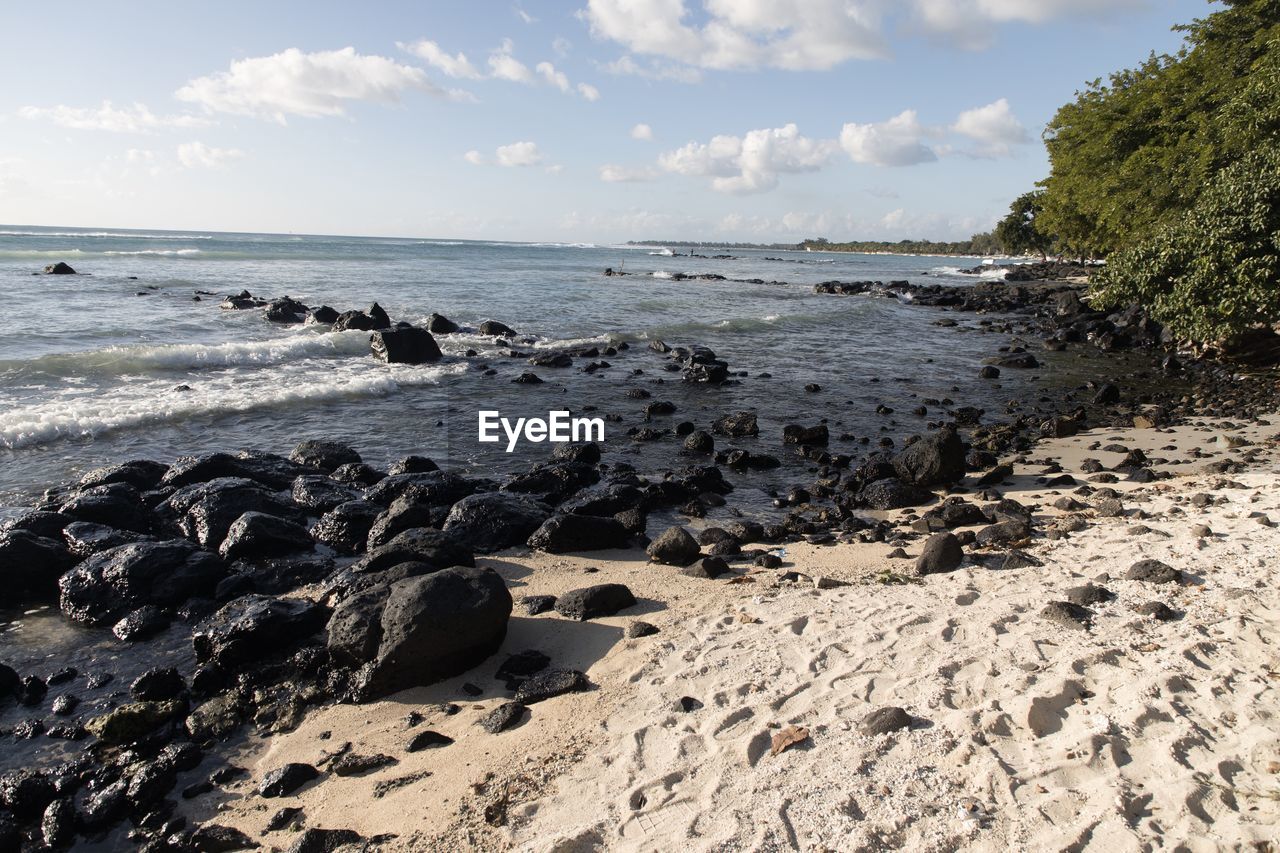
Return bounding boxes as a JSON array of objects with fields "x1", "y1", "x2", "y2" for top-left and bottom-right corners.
[
  {"x1": 860, "y1": 706, "x2": 912, "y2": 736},
  {"x1": 258, "y1": 763, "x2": 320, "y2": 798},
  {"x1": 480, "y1": 702, "x2": 527, "y2": 734},
  {"x1": 769, "y1": 725, "x2": 810, "y2": 757},
  {"x1": 514, "y1": 669, "x2": 589, "y2": 704},
  {"x1": 520, "y1": 594, "x2": 557, "y2": 615},
  {"x1": 626, "y1": 620, "x2": 659, "y2": 638},
  {"x1": 265, "y1": 807, "x2": 304, "y2": 832},
  {"x1": 1125, "y1": 559, "x2": 1182, "y2": 584},
  {"x1": 554, "y1": 584, "x2": 637, "y2": 620},
  {"x1": 332, "y1": 753, "x2": 398, "y2": 775}
]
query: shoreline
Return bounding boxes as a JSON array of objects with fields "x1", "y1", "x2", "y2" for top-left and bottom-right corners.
[
  {"x1": 0, "y1": 273, "x2": 1277, "y2": 850},
  {"x1": 185, "y1": 412, "x2": 1280, "y2": 850}
]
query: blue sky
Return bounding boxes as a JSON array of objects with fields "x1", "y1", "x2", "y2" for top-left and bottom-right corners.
[{"x1": 0, "y1": 0, "x2": 1214, "y2": 242}]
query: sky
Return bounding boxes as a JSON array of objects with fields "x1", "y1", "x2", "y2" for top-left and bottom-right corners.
[{"x1": 0, "y1": 0, "x2": 1217, "y2": 243}]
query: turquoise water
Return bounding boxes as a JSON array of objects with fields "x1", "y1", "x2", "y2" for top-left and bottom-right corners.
[{"x1": 0, "y1": 225, "x2": 1020, "y2": 510}]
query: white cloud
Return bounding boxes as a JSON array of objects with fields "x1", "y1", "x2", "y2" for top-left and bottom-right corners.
[
  {"x1": 659, "y1": 123, "x2": 836, "y2": 193},
  {"x1": 577, "y1": 82, "x2": 602, "y2": 101},
  {"x1": 601, "y1": 55, "x2": 703, "y2": 83},
  {"x1": 839, "y1": 110, "x2": 938, "y2": 167},
  {"x1": 631, "y1": 123, "x2": 654, "y2": 141},
  {"x1": 553, "y1": 37, "x2": 573, "y2": 57},
  {"x1": 912, "y1": 0, "x2": 1149, "y2": 49},
  {"x1": 495, "y1": 140, "x2": 544, "y2": 167},
  {"x1": 400, "y1": 39, "x2": 483, "y2": 79},
  {"x1": 176, "y1": 47, "x2": 456, "y2": 123},
  {"x1": 464, "y1": 150, "x2": 486, "y2": 165},
  {"x1": 18, "y1": 101, "x2": 209, "y2": 133},
  {"x1": 951, "y1": 98, "x2": 1030, "y2": 156},
  {"x1": 488, "y1": 39, "x2": 536, "y2": 83},
  {"x1": 515, "y1": 4, "x2": 537, "y2": 24},
  {"x1": 126, "y1": 148, "x2": 156, "y2": 163},
  {"x1": 600, "y1": 164, "x2": 659, "y2": 182},
  {"x1": 537, "y1": 61, "x2": 572, "y2": 92},
  {"x1": 176, "y1": 142, "x2": 244, "y2": 169},
  {"x1": 583, "y1": 0, "x2": 887, "y2": 71}
]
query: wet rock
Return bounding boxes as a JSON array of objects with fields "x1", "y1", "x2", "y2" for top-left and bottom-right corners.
[
  {"x1": 442, "y1": 493, "x2": 551, "y2": 553},
  {"x1": 979, "y1": 365, "x2": 1000, "y2": 379},
  {"x1": 258, "y1": 763, "x2": 319, "y2": 798},
  {"x1": 265, "y1": 297, "x2": 309, "y2": 324},
  {"x1": 553, "y1": 584, "x2": 636, "y2": 620},
  {"x1": 310, "y1": 306, "x2": 339, "y2": 324},
  {"x1": 51, "y1": 693, "x2": 79, "y2": 716},
  {"x1": 915, "y1": 532, "x2": 963, "y2": 575},
  {"x1": 185, "y1": 693, "x2": 244, "y2": 741},
  {"x1": 290, "y1": 476, "x2": 359, "y2": 512},
  {"x1": 289, "y1": 440, "x2": 361, "y2": 472},
  {"x1": 712, "y1": 412, "x2": 759, "y2": 437},
  {"x1": 58, "y1": 482, "x2": 152, "y2": 533},
  {"x1": 503, "y1": 461, "x2": 600, "y2": 505},
  {"x1": 683, "y1": 430, "x2": 714, "y2": 453},
  {"x1": 1, "y1": 509, "x2": 72, "y2": 539},
  {"x1": 344, "y1": 566, "x2": 512, "y2": 701},
  {"x1": 354, "y1": 527, "x2": 474, "y2": 576},
  {"x1": 371, "y1": 327, "x2": 442, "y2": 364},
  {"x1": 85, "y1": 700, "x2": 183, "y2": 745},
  {"x1": 59, "y1": 540, "x2": 225, "y2": 626},
  {"x1": 194, "y1": 595, "x2": 330, "y2": 671},
  {"x1": 513, "y1": 372, "x2": 543, "y2": 384},
  {"x1": 388, "y1": 455, "x2": 439, "y2": 476},
  {"x1": 311, "y1": 500, "x2": 382, "y2": 555},
  {"x1": 331, "y1": 463, "x2": 385, "y2": 486},
  {"x1": 44, "y1": 261, "x2": 77, "y2": 275},
  {"x1": 164, "y1": 477, "x2": 304, "y2": 549},
  {"x1": 62, "y1": 521, "x2": 152, "y2": 558},
  {"x1": 989, "y1": 353, "x2": 1039, "y2": 369},
  {"x1": 113, "y1": 606, "x2": 171, "y2": 642},
  {"x1": 128, "y1": 761, "x2": 177, "y2": 809},
  {"x1": 478, "y1": 320, "x2": 517, "y2": 337},
  {"x1": 526, "y1": 513, "x2": 631, "y2": 553},
  {"x1": 1040, "y1": 601, "x2": 1092, "y2": 631},
  {"x1": 782, "y1": 424, "x2": 829, "y2": 446},
  {"x1": 646, "y1": 525, "x2": 700, "y2": 566},
  {"x1": 0, "y1": 529, "x2": 78, "y2": 603},
  {"x1": 514, "y1": 669, "x2": 589, "y2": 704},
  {"x1": 17, "y1": 674, "x2": 47, "y2": 706},
  {"x1": 1125, "y1": 559, "x2": 1182, "y2": 584},
  {"x1": 0, "y1": 769, "x2": 56, "y2": 819},
  {"x1": 427, "y1": 313, "x2": 459, "y2": 334},
  {"x1": 41, "y1": 797, "x2": 76, "y2": 848},
  {"x1": 80, "y1": 459, "x2": 169, "y2": 491},
  {"x1": 364, "y1": 470, "x2": 479, "y2": 508},
  {"x1": 334, "y1": 310, "x2": 377, "y2": 331},
  {"x1": 480, "y1": 702, "x2": 526, "y2": 734},
  {"x1": 860, "y1": 706, "x2": 912, "y2": 736},
  {"x1": 219, "y1": 512, "x2": 313, "y2": 561},
  {"x1": 131, "y1": 667, "x2": 187, "y2": 702}
]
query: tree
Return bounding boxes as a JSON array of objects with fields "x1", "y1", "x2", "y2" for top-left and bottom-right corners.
[
  {"x1": 1091, "y1": 145, "x2": 1280, "y2": 343},
  {"x1": 995, "y1": 191, "x2": 1052, "y2": 257},
  {"x1": 1038, "y1": 1, "x2": 1280, "y2": 256}
]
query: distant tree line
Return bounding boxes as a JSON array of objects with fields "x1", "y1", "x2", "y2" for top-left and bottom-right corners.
[{"x1": 796, "y1": 234, "x2": 1003, "y2": 256}]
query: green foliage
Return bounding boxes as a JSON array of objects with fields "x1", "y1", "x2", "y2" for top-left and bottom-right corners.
[
  {"x1": 995, "y1": 191, "x2": 1051, "y2": 257},
  {"x1": 1039, "y1": 1, "x2": 1280, "y2": 256},
  {"x1": 797, "y1": 233, "x2": 1003, "y2": 256},
  {"x1": 1091, "y1": 145, "x2": 1280, "y2": 342}
]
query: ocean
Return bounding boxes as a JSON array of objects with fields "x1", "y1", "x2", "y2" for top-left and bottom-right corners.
[{"x1": 1, "y1": 224, "x2": 1022, "y2": 516}]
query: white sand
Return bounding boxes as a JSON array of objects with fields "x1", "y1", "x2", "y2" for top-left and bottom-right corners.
[{"x1": 186, "y1": 416, "x2": 1280, "y2": 851}]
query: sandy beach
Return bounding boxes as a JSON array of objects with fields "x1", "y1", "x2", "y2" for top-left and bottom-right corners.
[{"x1": 177, "y1": 414, "x2": 1280, "y2": 851}]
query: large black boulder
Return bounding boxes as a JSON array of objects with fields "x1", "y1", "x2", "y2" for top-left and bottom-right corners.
[
  {"x1": 503, "y1": 462, "x2": 600, "y2": 505},
  {"x1": 526, "y1": 514, "x2": 631, "y2": 553},
  {"x1": 219, "y1": 512, "x2": 313, "y2": 561},
  {"x1": 193, "y1": 594, "x2": 330, "y2": 671},
  {"x1": 291, "y1": 475, "x2": 360, "y2": 512},
  {"x1": 478, "y1": 320, "x2": 517, "y2": 337},
  {"x1": 58, "y1": 483, "x2": 152, "y2": 533},
  {"x1": 363, "y1": 470, "x2": 478, "y2": 507},
  {"x1": 59, "y1": 540, "x2": 225, "y2": 625},
  {"x1": 442, "y1": 493, "x2": 551, "y2": 553},
  {"x1": 553, "y1": 584, "x2": 636, "y2": 620},
  {"x1": 265, "y1": 297, "x2": 309, "y2": 324},
  {"x1": 63, "y1": 521, "x2": 152, "y2": 558},
  {"x1": 162, "y1": 477, "x2": 303, "y2": 550},
  {"x1": 79, "y1": 459, "x2": 169, "y2": 490},
  {"x1": 161, "y1": 451, "x2": 312, "y2": 490},
  {"x1": 646, "y1": 526, "x2": 700, "y2": 566},
  {"x1": 310, "y1": 500, "x2": 382, "y2": 554},
  {"x1": 44, "y1": 262, "x2": 77, "y2": 275},
  {"x1": 859, "y1": 478, "x2": 934, "y2": 510},
  {"x1": 354, "y1": 527, "x2": 474, "y2": 575},
  {"x1": 344, "y1": 566, "x2": 512, "y2": 700},
  {"x1": 365, "y1": 495, "x2": 444, "y2": 549},
  {"x1": 289, "y1": 440, "x2": 361, "y2": 472},
  {"x1": 0, "y1": 530, "x2": 78, "y2": 605},
  {"x1": 915, "y1": 532, "x2": 964, "y2": 575},
  {"x1": 712, "y1": 411, "x2": 759, "y2": 437},
  {"x1": 427, "y1": 313, "x2": 459, "y2": 334},
  {"x1": 892, "y1": 428, "x2": 967, "y2": 487},
  {"x1": 371, "y1": 327, "x2": 442, "y2": 364}
]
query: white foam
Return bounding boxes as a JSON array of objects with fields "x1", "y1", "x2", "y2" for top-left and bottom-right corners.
[
  {"x1": 102, "y1": 248, "x2": 203, "y2": 256},
  {"x1": 4, "y1": 331, "x2": 372, "y2": 378},
  {"x1": 0, "y1": 361, "x2": 466, "y2": 449},
  {"x1": 652, "y1": 270, "x2": 673, "y2": 279},
  {"x1": 0, "y1": 230, "x2": 213, "y2": 239}
]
